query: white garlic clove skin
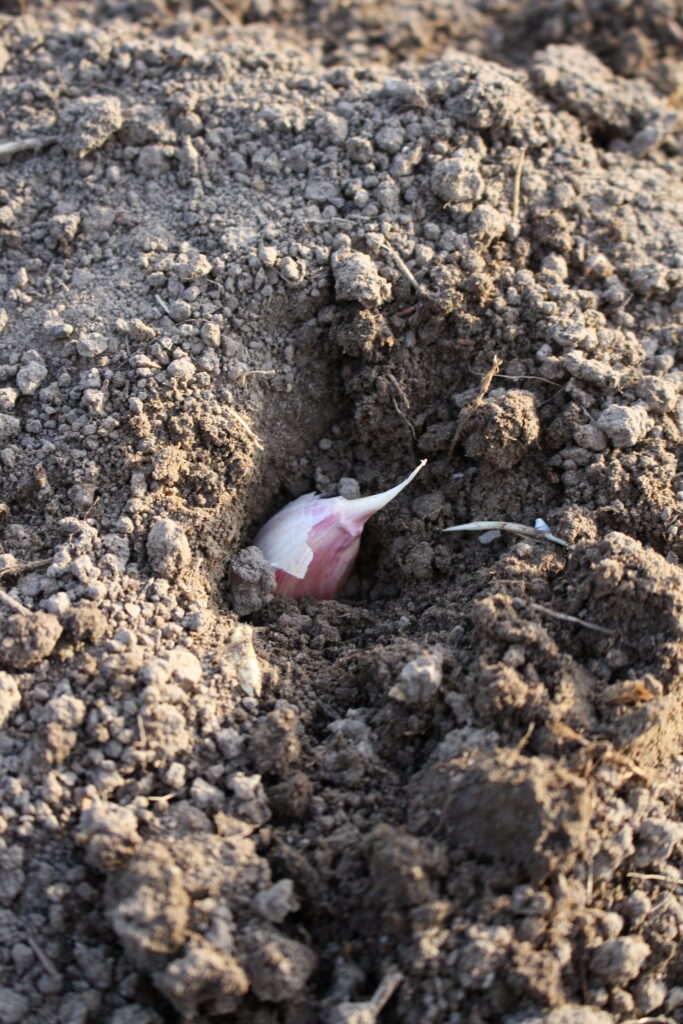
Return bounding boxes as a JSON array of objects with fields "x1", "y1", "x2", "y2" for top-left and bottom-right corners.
[{"x1": 254, "y1": 460, "x2": 426, "y2": 600}]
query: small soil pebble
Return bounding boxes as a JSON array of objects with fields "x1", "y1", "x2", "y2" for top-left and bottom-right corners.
[
  {"x1": 597, "y1": 403, "x2": 652, "y2": 448},
  {"x1": 146, "y1": 518, "x2": 191, "y2": 577},
  {"x1": 226, "y1": 546, "x2": 275, "y2": 615},
  {"x1": 331, "y1": 249, "x2": 392, "y2": 307},
  {"x1": 0, "y1": 611, "x2": 62, "y2": 670},
  {"x1": 458, "y1": 389, "x2": 541, "y2": 468}
]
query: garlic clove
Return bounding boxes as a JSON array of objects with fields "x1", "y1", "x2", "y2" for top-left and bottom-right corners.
[
  {"x1": 253, "y1": 492, "x2": 330, "y2": 580},
  {"x1": 254, "y1": 460, "x2": 426, "y2": 599}
]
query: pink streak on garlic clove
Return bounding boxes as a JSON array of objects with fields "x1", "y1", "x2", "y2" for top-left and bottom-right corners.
[{"x1": 254, "y1": 460, "x2": 426, "y2": 600}]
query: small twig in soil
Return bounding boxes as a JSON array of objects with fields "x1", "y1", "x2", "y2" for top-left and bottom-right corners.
[
  {"x1": 549, "y1": 721, "x2": 589, "y2": 746},
  {"x1": 332, "y1": 968, "x2": 402, "y2": 1018},
  {"x1": 205, "y1": 0, "x2": 239, "y2": 24},
  {"x1": 0, "y1": 136, "x2": 57, "y2": 160},
  {"x1": 449, "y1": 354, "x2": 502, "y2": 457},
  {"x1": 0, "y1": 557, "x2": 51, "y2": 580},
  {"x1": 600, "y1": 749, "x2": 651, "y2": 782},
  {"x1": 512, "y1": 146, "x2": 527, "y2": 222},
  {"x1": 620, "y1": 1018, "x2": 677, "y2": 1024},
  {"x1": 26, "y1": 934, "x2": 60, "y2": 979},
  {"x1": 515, "y1": 722, "x2": 535, "y2": 753},
  {"x1": 491, "y1": 372, "x2": 560, "y2": 386},
  {"x1": 386, "y1": 371, "x2": 417, "y2": 440},
  {"x1": 627, "y1": 871, "x2": 683, "y2": 887},
  {"x1": 370, "y1": 968, "x2": 403, "y2": 1013},
  {"x1": 550, "y1": 723, "x2": 652, "y2": 782},
  {"x1": 386, "y1": 371, "x2": 411, "y2": 411},
  {"x1": 601, "y1": 679, "x2": 657, "y2": 704},
  {"x1": 381, "y1": 240, "x2": 428, "y2": 296},
  {"x1": 528, "y1": 602, "x2": 615, "y2": 635},
  {"x1": 491, "y1": 370, "x2": 567, "y2": 409},
  {"x1": 233, "y1": 369, "x2": 276, "y2": 387},
  {"x1": 227, "y1": 407, "x2": 264, "y2": 451},
  {"x1": 470, "y1": 355, "x2": 502, "y2": 409},
  {"x1": 539, "y1": 381, "x2": 569, "y2": 410},
  {"x1": 390, "y1": 395, "x2": 417, "y2": 440},
  {"x1": 443, "y1": 520, "x2": 568, "y2": 548},
  {"x1": 154, "y1": 294, "x2": 172, "y2": 317},
  {"x1": 0, "y1": 588, "x2": 29, "y2": 615},
  {"x1": 136, "y1": 713, "x2": 147, "y2": 746}
]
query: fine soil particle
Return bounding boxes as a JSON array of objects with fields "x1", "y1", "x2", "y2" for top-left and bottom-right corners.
[{"x1": 0, "y1": 1, "x2": 682, "y2": 1022}]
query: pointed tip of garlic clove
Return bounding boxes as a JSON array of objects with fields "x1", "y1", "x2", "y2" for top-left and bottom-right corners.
[{"x1": 338, "y1": 459, "x2": 427, "y2": 528}]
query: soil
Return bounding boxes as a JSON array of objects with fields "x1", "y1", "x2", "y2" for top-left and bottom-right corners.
[{"x1": 0, "y1": 1, "x2": 682, "y2": 1022}]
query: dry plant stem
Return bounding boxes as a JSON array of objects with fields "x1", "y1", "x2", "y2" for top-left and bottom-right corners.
[
  {"x1": 550, "y1": 722, "x2": 651, "y2": 782},
  {"x1": 381, "y1": 240, "x2": 428, "y2": 296},
  {"x1": 512, "y1": 146, "x2": 527, "y2": 222},
  {"x1": 0, "y1": 557, "x2": 51, "y2": 580},
  {"x1": 599, "y1": 749, "x2": 652, "y2": 783},
  {"x1": 449, "y1": 354, "x2": 502, "y2": 457},
  {"x1": 529, "y1": 602, "x2": 615, "y2": 635},
  {"x1": 26, "y1": 935, "x2": 60, "y2": 979},
  {"x1": 0, "y1": 136, "x2": 57, "y2": 159},
  {"x1": 136, "y1": 713, "x2": 147, "y2": 746},
  {"x1": 154, "y1": 294, "x2": 172, "y2": 316},
  {"x1": 205, "y1": 0, "x2": 239, "y2": 24},
  {"x1": 493, "y1": 372, "x2": 559, "y2": 385},
  {"x1": 627, "y1": 872, "x2": 683, "y2": 886},
  {"x1": 0, "y1": 589, "x2": 29, "y2": 615},
  {"x1": 620, "y1": 1018, "x2": 677, "y2": 1024},
  {"x1": 515, "y1": 721, "x2": 535, "y2": 752},
  {"x1": 468, "y1": 355, "x2": 502, "y2": 411},
  {"x1": 234, "y1": 369, "x2": 276, "y2": 387},
  {"x1": 443, "y1": 520, "x2": 568, "y2": 547},
  {"x1": 391, "y1": 395, "x2": 417, "y2": 439},
  {"x1": 227, "y1": 407, "x2": 264, "y2": 451},
  {"x1": 550, "y1": 720, "x2": 590, "y2": 746},
  {"x1": 368, "y1": 969, "x2": 403, "y2": 1013},
  {"x1": 386, "y1": 371, "x2": 417, "y2": 440}
]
